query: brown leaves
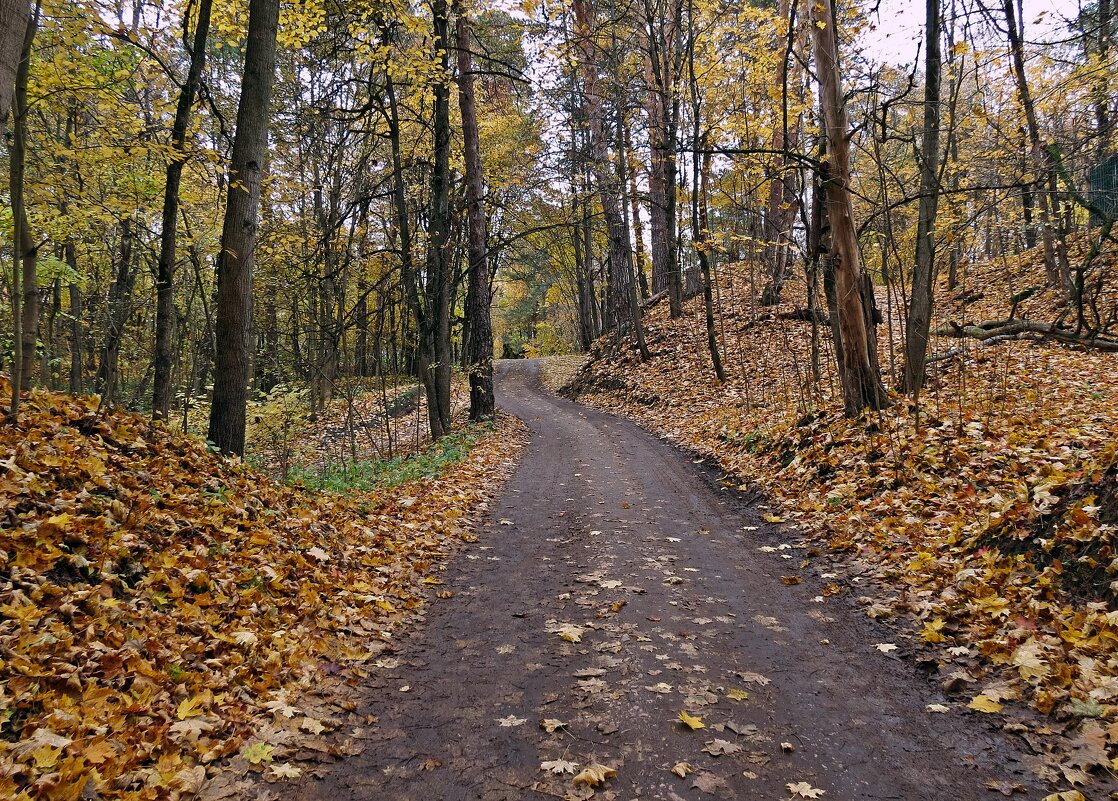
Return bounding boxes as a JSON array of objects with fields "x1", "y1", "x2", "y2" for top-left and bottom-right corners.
[{"x1": 0, "y1": 381, "x2": 526, "y2": 800}]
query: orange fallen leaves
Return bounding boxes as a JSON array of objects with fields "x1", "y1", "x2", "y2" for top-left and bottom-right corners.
[{"x1": 0, "y1": 380, "x2": 525, "y2": 799}]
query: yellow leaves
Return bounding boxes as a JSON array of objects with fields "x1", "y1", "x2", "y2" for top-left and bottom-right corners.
[
  {"x1": 1042, "y1": 793, "x2": 1085, "y2": 801},
  {"x1": 239, "y1": 742, "x2": 274, "y2": 765},
  {"x1": 678, "y1": 711, "x2": 705, "y2": 730},
  {"x1": 556, "y1": 623, "x2": 584, "y2": 643},
  {"x1": 726, "y1": 688, "x2": 750, "y2": 702},
  {"x1": 787, "y1": 781, "x2": 826, "y2": 798},
  {"x1": 175, "y1": 694, "x2": 208, "y2": 720},
  {"x1": 968, "y1": 695, "x2": 1003, "y2": 714},
  {"x1": 920, "y1": 618, "x2": 947, "y2": 643},
  {"x1": 540, "y1": 719, "x2": 565, "y2": 733},
  {"x1": 572, "y1": 763, "x2": 617, "y2": 787}
]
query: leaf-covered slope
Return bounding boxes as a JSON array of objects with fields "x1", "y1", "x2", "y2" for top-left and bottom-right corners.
[
  {"x1": 0, "y1": 382, "x2": 524, "y2": 800},
  {"x1": 562, "y1": 261, "x2": 1118, "y2": 785}
]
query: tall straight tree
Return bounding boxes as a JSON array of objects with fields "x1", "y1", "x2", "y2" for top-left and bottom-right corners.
[
  {"x1": 208, "y1": 0, "x2": 280, "y2": 455},
  {"x1": 642, "y1": 0, "x2": 683, "y2": 317},
  {"x1": 455, "y1": 6, "x2": 494, "y2": 421},
  {"x1": 810, "y1": 0, "x2": 886, "y2": 414},
  {"x1": 153, "y1": 0, "x2": 213, "y2": 421},
  {"x1": 571, "y1": 0, "x2": 650, "y2": 360},
  {"x1": 901, "y1": 0, "x2": 942, "y2": 393},
  {"x1": 421, "y1": 0, "x2": 455, "y2": 438},
  {"x1": 7, "y1": 5, "x2": 37, "y2": 422},
  {"x1": 0, "y1": 0, "x2": 29, "y2": 125}
]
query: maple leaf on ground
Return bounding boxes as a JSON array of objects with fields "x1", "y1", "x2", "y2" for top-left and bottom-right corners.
[
  {"x1": 572, "y1": 763, "x2": 616, "y2": 787},
  {"x1": 968, "y1": 695, "x2": 1003, "y2": 714},
  {"x1": 702, "y1": 738, "x2": 743, "y2": 756},
  {"x1": 540, "y1": 718, "x2": 566, "y2": 733},
  {"x1": 671, "y1": 761, "x2": 693, "y2": 777},
  {"x1": 240, "y1": 742, "x2": 275, "y2": 765},
  {"x1": 541, "y1": 759, "x2": 578, "y2": 775},
  {"x1": 678, "y1": 711, "x2": 705, "y2": 730},
  {"x1": 787, "y1": 781, "x2": 826, "y2": 798},
  {"x1": 269, "y1": 763, "x2": 302, "y2": 779},
  {"x1": 496, "y1": 715, "x2": 527, "y2": 727}
]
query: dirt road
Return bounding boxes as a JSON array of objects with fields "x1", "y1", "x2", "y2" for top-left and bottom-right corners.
[{"x1": 270, "y1": 359, "x2": 1039, "y2": 800}]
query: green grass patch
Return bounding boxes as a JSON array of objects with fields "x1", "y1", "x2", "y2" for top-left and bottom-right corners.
[{"x1": 289, "y1": 424, "x2": 488, "y2": 493}]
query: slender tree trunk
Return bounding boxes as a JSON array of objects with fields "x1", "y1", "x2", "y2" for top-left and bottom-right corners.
[
  {"x1": 1003, "y1": 0, "x2": 1067, "y2": 293},
  {"x1": 456, "y1": 10, "x2": 494, "y2": 421},
  {"x1": 623, "y1": 116, "x2": 650, "y2": 300},
  {"x1": 423, "y1": 0, "x2": 454, "y2": 437},
  {"x1": 901, "y1": 0, "x2": 942, "y2": 392},
  {"x1": 207, "y1": 0, "x2": 280, "y2": 455},
  {"x1": 153, "y1": 0, "x2": 213, "y2": 421},
  {"x1": 1097, "y1": 0, "x2": 1112, "y2": 160},
  {"x1": 95, "y1": 218, "x2": 136, "y2": 406},
  {"x1": 68, "y1": 277, "x2": 81, "y2": 394},
  {"x1": 8, "y1": 6, "x2": 38, "y2": 420},
  {"x1": 810, "y1": 0, "x2": 887, "y2": 414}
]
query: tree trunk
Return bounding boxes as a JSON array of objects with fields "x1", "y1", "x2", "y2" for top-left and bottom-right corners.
[
  {"x1": 8, "y1": 6, "x2": 38, "y2": 421},
  {"x1": 901, "y1": 0, "x2": 942, "y2": 393},
  {"x1": 68, "y1": 278, "x2": 81, "y2": 394},
  {"x1": 153, "y1": 0, "x2": 213, "y2": 421},
  {"x1": 0, "y1": 0, "x2": 29, "y2": 127},
  {"x1": 810, "y1": 0, "x2": 887, "y2": 415},
  {"x1": 95, "y1": 217, "x2": 136, "y2": 406},
  {"x1": 207, "y1": 0, "x2": 280, "y2": 455},
  {"x1": 456, "y1": 10, "x2": 495, "y2": 421},
  {"x1": 571, "y1": 0, "x2": 650, "y2": 360},
  {"x1": 1003, "y1": 0, "x2": 1067, "y2": 294}
]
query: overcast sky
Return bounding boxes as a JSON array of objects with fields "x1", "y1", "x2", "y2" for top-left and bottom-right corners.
[{"x1": 859, "y1": 0, "x2": 1083, "y2": 64}]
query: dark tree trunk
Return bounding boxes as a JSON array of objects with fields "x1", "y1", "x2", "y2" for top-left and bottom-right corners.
[
  {"x1": 96, "y1": 217, "x2": 136, "y2": 406},
  {"x1": 153, "y1": 0, "x2": 213, "y2": 421},
  {"x1": 456, "y1": 9, "x2": 495, "y2": 421},
  {"x1": 901, "y1": 0, "x2": 942, "y2": 393},
  {"x1": 7, "y1": 7, "x2": 37, "y2": 420},
  {"x1": 68, "y1": 277, "x2": 82, "y2": 394},
  {"x1": 207, "y1": 0, "x2": 280, "y2": 455}
]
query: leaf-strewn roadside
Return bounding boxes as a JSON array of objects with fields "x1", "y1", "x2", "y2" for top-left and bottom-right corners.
[
  {"x1": 554, "y1": 259, "x2": 1118, "y2": 789},
  {"x1": 0, "y1": 381, "x2": 526, "y2": 800}
]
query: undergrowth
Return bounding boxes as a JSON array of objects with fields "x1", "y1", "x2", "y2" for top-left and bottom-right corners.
[{"x1": 289, "y1": 423, "x2": 487, "y2": 492}]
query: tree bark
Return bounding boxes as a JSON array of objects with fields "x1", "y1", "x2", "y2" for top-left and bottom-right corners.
[
  {"x1": 153, "y1": 0, "x2": 213, "y2": 421},
  {"x1": 572, "y1": 0, "x2": 650, "y2": 360},
  {"x1": 1002, "y1": 0, "x2": 1067, "y2": 294},
  {"x1": 810, "y1": 0, "x2": 887, "y2": 415},
  {"x1": 207, "y1": 0, "x2": 280, "y2": 455},
  {"x1": 8, "y1": 6, "x2": 37, "y2": 421},
  {"x1": 901, "y1": 0, "x2": 942, "y2": 393},
  {"x1": 0, "y1": 0, "x2": 29, "y2": 126},
  {"x1": 456, "y1": 9, "x2": 495, "y2": 421}
]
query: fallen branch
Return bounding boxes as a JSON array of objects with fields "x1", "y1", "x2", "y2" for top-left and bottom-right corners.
[{"x1": 932, "y1": 319, "x2": 1118, "y2": 352}]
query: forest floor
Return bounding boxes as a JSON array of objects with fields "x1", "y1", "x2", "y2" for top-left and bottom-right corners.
[
  {"x1": 0, "y1": 381, "x2": 525, "y2": 801},
  {"x1": 212, "y1": 360, "x2": 1058, "y2": 801}
]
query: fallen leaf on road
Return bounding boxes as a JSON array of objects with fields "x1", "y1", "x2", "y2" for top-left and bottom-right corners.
[
  {"x1": 1042, "y1": 793, "x2": 1085, "y2": 801},
  {"x1": 557, "y1": 624, "x2": 584, "y2": 643},
  {"x1": 497, "y1": 715, "x2": 528, "y2": 727},
  {"x1": 672, "y1": 761, "x2": 693, "y2": 777},
  {"x1": 780, "y1": 741, "x2": 795, "y2": 752},
  {"x1": 726, "y1": 688, "x2": 750, "y2": 701},
  {"x1": 926, "y1": 704, "x2": 951, "y2": 713},
  {"x1": 678, "y1": 711, "x2": 705, "y2": 730},
  {"x1": 702, "y1": 739, "x2": 743, "y2": 756},
  {"x1": 541, "y1": 759, "x2": 579, "y2": 775},
  {"x1": 541, "y1": 718, "x2": 566, "y2": 732},
  {"x1": 573, "y1": 763, "x2": 617, "y2": 787},
  {"x1": 736, "y1": 671, "x2": 771, "y2": 685},
  {"x1": 646, "y1": 682, "x2": 674, "y2": 694},
  {"x1": 787, "y1": 781, "x2": 825, "y2": 798},
  {"x1": 692, "y1": 772, "x2": 730, "y2": 794},
  {"x1": 875, "y1": 643, "x2": 898, "y2": 653},
  {"x1": 968, "y1": 695, "x2": 1003, "y2": 713}
]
